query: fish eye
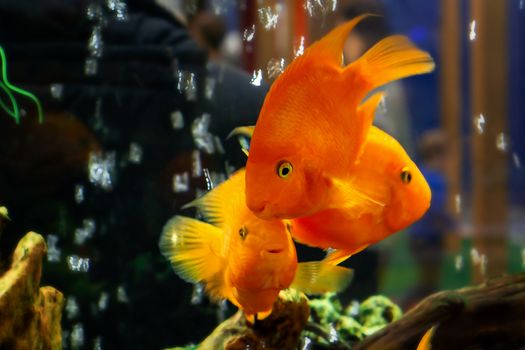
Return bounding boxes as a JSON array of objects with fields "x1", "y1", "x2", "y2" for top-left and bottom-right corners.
[
  {"x1": 400, "y1": 167, "x2": 412, "y2": 184},
  {"x1": 239, "y1": 226, "x2": 248, "y2": 240},
  {"x1": 277, "y1": 161, "x2": 293, "y2": 178}
]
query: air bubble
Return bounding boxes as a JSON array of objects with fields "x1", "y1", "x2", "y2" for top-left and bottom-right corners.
[
  {"x1": 243, "y1": 24, "x2": 255, "y2": 42},
  {"x1": 173, "y1": 172, "x2": 190, "y2": 193},
  {"x1": 74, "y1": 185, "x2": 85, "y2": 204},
  {"x1": 177, "y1": 70, "x2": 197, "y2": 101},
  {"x1": 294, "y1": 36, "x2": 305, "y2": 58},
  {"x1": 74, "y1": 219, "x2": 96, "y2": 245},
  {"x1": 203, "y1": 168, "x2": 214, "y2": 191},
  {"x1": 128, "y1": 142, "x2": 143, "y2": 164},
  {"x1": 305, "y1": 0, "x2": 337, "y2": 17},
  {"x1": 66, "y1": 297, "x2": 80, "y2": 319},
  {"x1": 107, "y1": 0, "x2": 128, "y2": 21},
  {"x1": 302, "y1": 337, "x2": 312, "y2": 350},
  {"x1": 470, "y1": 248, "x2": 480, "y2": 265},
  {"x1": 85, "y1": 58, "x2": 98, "y2": 76},
  {"x1": 266, "y1": 58, "x2": 285, "y2": 79},
  {"x1": 67, "y1": 255, "x2": 90, "y2": 272},
  {"x1": 469, "y1": 20, "x2": 477, "y2": 41},
  {"x1": 258, "y1": 6, "x2": 279, "y2": 30},
  {"x1": 88, "y1": 25, "x2": 104, "y2": 58},
  {"x1": 454, "y1": 254, "x2": 463, "y2": 271},
  {"x1": 171, "y1": 110, "x2": 185, "y2": 129},
  {"x1": 328, "y1": 324, "x2": 339, "y2": 342},
  {"x1": 513, "y1": 153, "x2": 521, "y2": 169},
  {"x1": 70, "y1": 323, "x2": 85, "y2": 349},
  {"x1": 473, "y1": 114, "x2": 485, "y2": 134},
  {"x1": 191, "y1": 283, "x2": 204, "y2": 305},
  {"x1": 496, "y1": 132, "x2": 508, "y2": 152},
  {"x1": 86, "y1": 3, "x2": 103, "y2": 21},
  {"x1": 192, "y1": 113, "x2": 215, "y2": 154},
  {"x1": 192, "y1": 150, "x2": 202, "y2": 178},
  {"x1": 117, "y1": 285, "x2": 129, "y2": 303},
  {"x1": 46, "y1": 235, "x2": 61, "y2": 262},
  {"x1": 250, "y1": 69, "x2": 263, "y2": 86},
  {"x1": 50, "y1": 84, "x2": 64, "y2": 100},
  {"x1": 88, "y1": 151, "x2": 116, "y2": 191},
  {"x1": 98, "y1": 292, "x2": 109, "y2": 311}
]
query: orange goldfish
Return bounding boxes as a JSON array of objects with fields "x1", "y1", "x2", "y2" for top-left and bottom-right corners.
[
  {"x1": 244, "y1": 15, "x2": 434, "y2": 220},
  {"x1": 231, "y1": 125, "x2": 431, "y2": 264},
  {"x1": 159, "y1": 169, "x2": 353, "y2": 322}
]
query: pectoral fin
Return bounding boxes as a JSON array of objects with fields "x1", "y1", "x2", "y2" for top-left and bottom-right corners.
[
  {"x1": 291, "y1": 261, "x2": 353, "y2": 295},
  {"x1": 323, "y1": 245, "x2": 369, "y2": 266}
]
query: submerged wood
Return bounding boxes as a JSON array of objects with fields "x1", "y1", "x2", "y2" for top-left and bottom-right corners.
[{"x1": 354, "y1": 273, "x2": 525, "y2": 350}]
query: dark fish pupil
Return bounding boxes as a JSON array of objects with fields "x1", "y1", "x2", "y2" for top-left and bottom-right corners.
[{"x1": 281, "y1": 167, "x2": 289, "y2": 176}]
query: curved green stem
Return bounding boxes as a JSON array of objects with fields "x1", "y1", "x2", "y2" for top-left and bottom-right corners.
[
  {"x1": 0, "y1": 80, "x2": 20, "y2": 123},
  {"x1": 0, "y1": 46, "x2": 44, "y2": 123}
]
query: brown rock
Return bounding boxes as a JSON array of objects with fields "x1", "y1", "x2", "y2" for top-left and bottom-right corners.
[{"x1": 0, "y1": 232, "x2": 64, "y2": 350}]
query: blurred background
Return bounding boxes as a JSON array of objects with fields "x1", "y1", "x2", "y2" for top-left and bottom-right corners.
[{"x1": 0, "y1": 0, "x2": 523, "y2": 348}]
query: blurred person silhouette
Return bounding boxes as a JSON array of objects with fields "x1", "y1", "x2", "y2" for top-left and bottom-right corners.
[
  {"x1": 404, "y1": 129, "x2": 455, "y2": 309},
  {"x1": 0, "y1": 0, "x2": 267, "y2": 348}
]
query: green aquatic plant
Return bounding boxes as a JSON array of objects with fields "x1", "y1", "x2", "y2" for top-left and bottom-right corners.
[{"x1": 0, "y1": 46, "x2": 44, "y2": 124}]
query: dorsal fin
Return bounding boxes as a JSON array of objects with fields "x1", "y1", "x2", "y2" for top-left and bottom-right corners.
[
  {"x1": 183, "y1": 169, "x2": 246, "y2": 227},
  {"x1": 345, "y1": 34, "x2": 435, "y2": 94},
  {"x1": 353, "y1": 91, "x2": 385, "y2": 163}
]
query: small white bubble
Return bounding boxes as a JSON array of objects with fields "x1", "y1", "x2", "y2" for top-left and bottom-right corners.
[
  {"x1": 243, "y1": 24, "x2": 255, "y2": 42},
  {"x1": 88, "y1": 151, "x2": 116, "y2": 191},
  {"x1": 192, "y1": 113, "x2": 215, "y2": 154},
  {"x1": 128, "y1": 142, "x2": 143, "y2": 164},
  {"x1": 93, "y1": 336, "x2": 103, "y2": 350},
  {"x1": 50, "y1": 84, "x2": 64, "y2": 100},
  {"x1": 98, "y1": 292, "x2": 109, "y2": 311},
  {"x1": 66, "y1": 297, "x2": 80, "y2": 319},
  {"x1": 294, "y1": 36, "x2": 305, "y2": 58},
  {"x1": 473, "y1": 113, "x2": 485, "y2": 134},
  {"x1": 46, "y1": 235, "x2": 61, "y2": 262},
  {"x1": 454, "y1": 193, "x2": 461, "y2": 214},
  {"x1": 70, "y1": 323, "x2": 85, "y2": 349},
  {"x1": 470, "y1": 248, "x2": 480, "y2": 265},
  {"x1": 172, "y1": 172, "x2": 190, "y2": 193},
  {"x1": 328, "y1": 324, "x2": 339, "y2": 342},
  {"x1": 513, "y1": 153, "x2": 522, "y2": 169},
  {"x1": 67, "y1": 255, "x2": 90, "y2": 272},
  {"x1": 347, "y1": 300, "x2": 359, "y2": 316},
  {"x1": 74, "y1": 219, "x2": 96, "y2": 245},
  {"x1": 85, "y1": 58, "x2": 98, "y2": 76},
  {"x1": 191, "y1": 283, "x2": 204, "y2": 305},
  {"x1": 205, "y1": 77, "x2": 216, "y2": 100},
  {"x1": 469, "y1": 20, "x2": 477, "y2": 41},
  {"x1": 86, "y1": 3, "x2": 103, "y2": 21},
  {"x1": 258, "y1": 6, "x2": 279, "y2": 30},
  {"x1": 192, "y1": 150, "x2": 202, "y2": 178},
  {"x1": 88, "y1": 25, "x2": 104, "y2": 58},
  {"x1": 250, "y1": 69, "x2": 263, "y2": 86},
  {"x1": 74, "y1": 185, "x2": 84, "y2": 204},
  {"x1": 454, "y1": 254, "x2": 463, "y2": 271},
  {"x1": 266, "y1": 58, "x2": 285, "y2": 79},
  {"x1": 117, "y1": 285, "x2": 129, "y2": 303},
  {"x1": 496, "y1": 132, "x2": 508, "y2": 152},
  {"x1": 170, "y1": 110, "x2": 184, "y2": 129}
]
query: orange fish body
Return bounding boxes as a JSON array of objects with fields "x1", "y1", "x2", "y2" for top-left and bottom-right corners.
[
  {"x1": 290, "y1": 127, "x2": 431, "y2": 263},
  {"x1": 160, "y1": 169, "x2": 353, "y2": 321},
  {"x1": 244, "y1": 15, "x2": 435, "y2": 220}
]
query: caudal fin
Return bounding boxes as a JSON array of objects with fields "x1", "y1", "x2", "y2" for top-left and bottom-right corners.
[
  {"x1": 159, "y1": 216, "x2": 227, "y2": 300},
  {"x1": 346, "y1": 35, "x2": 435, "y2": 94}
]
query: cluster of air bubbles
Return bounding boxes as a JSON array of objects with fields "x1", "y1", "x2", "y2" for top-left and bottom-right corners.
[
  {"x1": 50, "y1": 84, "x2": 64, "y2": 100},
  {"x1": 328, "y1": 324, "x2": 339, "y2": 343},
  {"x1": 85, "y1": 2, "x2": 104, "y2": 77},
  {"x1": 473, "y1": 113, "x2": 485, "y2": 134},
  {"x1": 93, "y1": 337, "x2": 103, "y2": 350},
  {"x1": 243, "y1": 24, "x2": 255, "y2": 42},
  {"x1": 469, "y1": 20, "x2": 477, "y2": 41},
  {"x1": 98, "y1": 292, "x2": 109, "y2": 311},
  {"x1": 117, "y1": 285, "x2": 129, "y2": 303},
  {"x1": 74, "y1": 219, "x2": 96, "y2": 245},
  {"x1": 302, "y1": 337, "x2": 312, "y2": 350},
  {"x1": 496, "y1": 132, "x2": 508, "y2": 152},
  {"x1": 191, "y1": 283, "x2": 205, "y2": 305},
  {"x1": 67, "y1": 255, "x2": 90, "y2": 272},
  {"x1": 86, "y1": 3, "x2": 104, "y2": 21},
  {"x1": 46, "y1": 235, "x2": 61, "y2": 262},
  {"x1": 250, "y1": 69, "x2": 263, "y2": 86},
  {"x1": 258, "y1": 5, "x2": 280, "y2": 30},
  {"x1": 128, "y1": 142, "x2": 143, "y2": 164},
  {"x1": 176, "y1": 70, "x2": 197, "y2": 101},
  {"x1": 454, "y1": 194, "x2": 461, "y2": 214},
  {"x1": 170, "y1": 110, "x2": 185, "y2": 130},
  {"x1": 205, "y1": 77, "x2": 216, "y2": 100},
  {"x1": 88, "y1": 151, "x2": 116, "y2": 191},
  {"x1": 192, "y1": 113, "x2": 216, "y2": 154},
  {"x1": 173, "y1": 172, "x2": 190, "y2": 193},
  {"x1": 203, "y1": 168, "x2": 214, "y2": 191},
  {"x1": 74, "y1": 184, "x2": 85, "y2": 204},
  {"x1": 216, "y1": 299, "x2": 228, "y2": 323},
  {"x1": 88, "y1": 25, "x2": 104, "y2": 58},
  {"x1": 266, "y1": 58, "x2": 286, "y2": 79},
  {"x1": 294, "y1": 36, "x2": 305, "y2": 58},
  {"x1": 513, "y1": 153, "x2": 521, "y2": 168},
  {"x1": 70, "y1": 323, "x2": 85, "y2": 349},
  {"x1": 454, "y1": 254, "x2": 463, "y2": 271},
  {"x1": 192, "y1": 150, "x2": 202, "y2": 178},
  {"x1": 66, "y1": 297, "x2": 80, "y2": 319},
  {"x1": 106, "y1": 0, "x2": 128, "y2": 21},
  {"x1": 305, "y1": 0, "x2": 338, "y2": 17}
]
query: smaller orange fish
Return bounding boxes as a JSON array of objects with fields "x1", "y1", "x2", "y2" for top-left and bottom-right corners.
[{"x1": 160, "y1": 169, "x2": 353, "y2": 322}]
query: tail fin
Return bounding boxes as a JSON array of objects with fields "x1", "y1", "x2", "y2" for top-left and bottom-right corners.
[
  {"x1": 159, "y1": 216, "x2": 226, "y2": 299},
  {"x1": 346, "y1": 35, "x2": 435, "y2": 93}
]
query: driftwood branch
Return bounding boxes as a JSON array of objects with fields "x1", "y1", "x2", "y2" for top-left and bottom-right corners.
[{"x1": 353, "y1": 273, "x2": 525, "y2": 350}]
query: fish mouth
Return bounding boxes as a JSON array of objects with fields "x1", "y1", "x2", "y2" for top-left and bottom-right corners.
[{"x1": 266, "y1": 248, "x2": 283, "y2": 254}]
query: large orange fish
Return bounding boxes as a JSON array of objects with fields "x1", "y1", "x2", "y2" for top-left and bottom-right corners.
[
  {"x1": 244, "y1": 15, "x2": 434, "y2": 220},
  {"x1": 159, "y1": 169, "x2": 353, "y2": 322},
  {"x1": 231, "y1": 125, "x2": 430, "y2": 264}
]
